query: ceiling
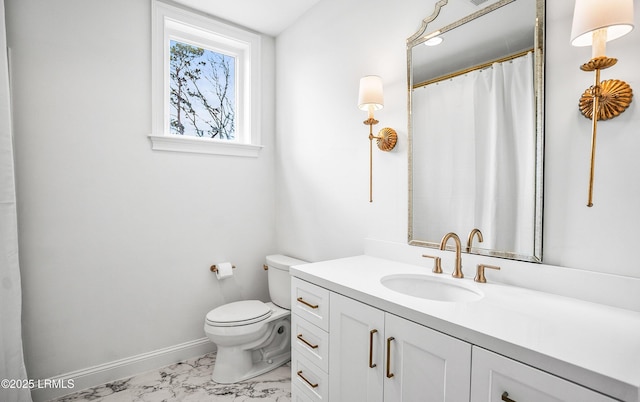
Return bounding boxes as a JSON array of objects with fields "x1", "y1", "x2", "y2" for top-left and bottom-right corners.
[{"x1": 171, "y1": 0, "x2": 322, "y2": 36}]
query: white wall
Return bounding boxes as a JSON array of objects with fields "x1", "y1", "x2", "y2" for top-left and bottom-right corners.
[
  {"x1": 276, "y1": 0, "x2": 640, "y2": 279},
  {"x1": 6, "y1": 0, "x2": 277, "y2": 380},
  {"x1": 275, "y1": 0, "x2": 413, "y2": 262}
]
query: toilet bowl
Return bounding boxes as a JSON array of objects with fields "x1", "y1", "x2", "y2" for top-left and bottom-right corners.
[{"x1": 204, "y1": 254, "x2": 306, "y2": 383}]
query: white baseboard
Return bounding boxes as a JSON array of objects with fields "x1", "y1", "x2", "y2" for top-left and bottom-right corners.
[{"x1": 33, "y1": 338, "x2": 216, "y2": 402}]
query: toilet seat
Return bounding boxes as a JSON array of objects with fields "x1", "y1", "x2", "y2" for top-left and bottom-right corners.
[{"x1": 206, "y1": 300, "x2": 272, "y2": 327}]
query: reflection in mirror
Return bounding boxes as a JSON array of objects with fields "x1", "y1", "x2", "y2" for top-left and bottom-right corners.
[{"x1": 408, "y1": 0, "x2": 544, "y2": 262}]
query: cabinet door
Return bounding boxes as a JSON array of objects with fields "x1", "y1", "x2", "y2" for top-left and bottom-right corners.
[
  {"x1": 384, "y1": 313, "x2": 472, "y2": 402},
  {"x1": 471, "y1": 347, "x2": 618, "y2": 402},
  {"x1": 329, "y1": 293, "x2": 385, "y2": 402}
]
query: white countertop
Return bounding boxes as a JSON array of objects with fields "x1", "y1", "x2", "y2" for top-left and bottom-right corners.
[{"x1": 290, "y1": 255, "x2": 640, "y2": 402}]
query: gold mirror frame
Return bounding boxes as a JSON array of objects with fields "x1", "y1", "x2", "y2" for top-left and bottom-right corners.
[{"x1": 407, "y1": 0, "x2": 545, "y2": 262}]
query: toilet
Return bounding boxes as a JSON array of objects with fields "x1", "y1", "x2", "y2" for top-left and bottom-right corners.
[{"x1": 204, "y1": 254, "x2": 306, "y2": 383}]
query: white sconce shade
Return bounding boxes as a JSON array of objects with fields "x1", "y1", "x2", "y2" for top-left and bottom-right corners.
[
  {"x1": 358, "y1": 75, "x2": 384, "y2": 111},
  {"x1": 571, "y1": 0, "x2": 634, "y2": 47}
]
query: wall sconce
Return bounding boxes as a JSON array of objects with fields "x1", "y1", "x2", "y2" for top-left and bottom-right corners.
[
  {"x1": 358, "y1": 75, "x2": 397, "y2": 203},
  {"x1": 571, "y1": 0, "x2": 634, "y2": 207}
]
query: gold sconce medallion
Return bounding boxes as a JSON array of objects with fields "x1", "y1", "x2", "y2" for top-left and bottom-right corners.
[
  {"x1": 376, "y1": 127, "x2": 398, "y2": 151},
  {"x1": 578, "y1": 60, "x2": 632, "y2": 121}
]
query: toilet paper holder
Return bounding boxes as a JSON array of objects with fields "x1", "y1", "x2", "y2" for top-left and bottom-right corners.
[{"x1": 210, "y1": 264, "x2": 236, "y2": 273}]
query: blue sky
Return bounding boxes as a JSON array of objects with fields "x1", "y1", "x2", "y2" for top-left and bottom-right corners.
[{"x1": 169, "y1": 40, "x2": 236, "y2": 139}]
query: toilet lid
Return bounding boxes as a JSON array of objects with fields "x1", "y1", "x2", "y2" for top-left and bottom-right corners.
[{"x1": 206, "y1": 300, "x2": 272, "y2": 327}]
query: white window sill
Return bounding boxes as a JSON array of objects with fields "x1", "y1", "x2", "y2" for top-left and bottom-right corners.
[{"x1": 148, "y1": 135, "x2": 263, "y2": 157}]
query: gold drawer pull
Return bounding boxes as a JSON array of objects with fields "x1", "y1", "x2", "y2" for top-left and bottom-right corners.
[
  {"x1": 297, "y1": 334, "x2": 319, "y2": 349},
  {"x1": 369, "y1": 329, "x2": 378, "y2": 368},
  {"x1": 297, "y1": 297, "x2": 319, "y2": 309},
  {"x1": 386, "y1": 337, "x2": 395, "y2": 378},
  {"x1": 297, "y1": 370, "x2": 318, "y2": 388},
  {"x1": 501, "y1": 392, "x2": 516, "y2": 402}
]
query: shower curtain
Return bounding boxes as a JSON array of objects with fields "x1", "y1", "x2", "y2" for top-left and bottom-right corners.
[
  {"x1": 412, "y1": 52, "x2": 535, "y2": 255},
  {"x1": 0, "y1": 0, "x2": 32, "y2": 400}
]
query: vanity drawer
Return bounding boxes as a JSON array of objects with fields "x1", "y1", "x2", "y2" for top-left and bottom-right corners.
[
  {"x1": 292, "y1": 384, "x2": 315, "y2": 402},
  {"x1": 292, "y1": 313, "x2": 329, "y2": 372},
  {"x1": 292, "y1": 277, "x2": 330, "y2": 331},
  {"x1": 292, "y1": 349, "x2": 329, "y2": 402}
]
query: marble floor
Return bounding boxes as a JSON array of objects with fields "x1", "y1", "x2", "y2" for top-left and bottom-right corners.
[{"x1": 50, "y1": 353, "x2": 291, "y2": 402}]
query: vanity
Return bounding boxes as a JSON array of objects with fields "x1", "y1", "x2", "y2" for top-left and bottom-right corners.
[{"x1": 289, "y1": 255, "x2": 640, "y2": 402}]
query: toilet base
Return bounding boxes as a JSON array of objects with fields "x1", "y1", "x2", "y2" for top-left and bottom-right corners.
[
  {"x1": 208, "y1": 304, "x2": 291, "y2": 384},
  {"x1": 211, "y1": 350, "x2": 290, "y2": 384}
]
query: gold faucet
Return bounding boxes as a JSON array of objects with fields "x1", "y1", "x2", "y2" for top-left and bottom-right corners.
[
  {"x1": 439, "y1": 232, "x2": 464, "y2": 278},
  {"x1": 466, "y1": 228, "x2": 483, "y2": 253}
]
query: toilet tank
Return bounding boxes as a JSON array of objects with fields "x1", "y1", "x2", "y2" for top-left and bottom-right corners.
[{"x1": 266, "y1": 254, "x2": 307, "y2": 309}]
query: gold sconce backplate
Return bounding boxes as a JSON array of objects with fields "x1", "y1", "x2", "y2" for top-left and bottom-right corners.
[
  {"x1": 579, "y1": 79, "x2": 633, "y2": 120},
  {"x1": 376, "y1": 127, "x2": 398, "y2": 151}
]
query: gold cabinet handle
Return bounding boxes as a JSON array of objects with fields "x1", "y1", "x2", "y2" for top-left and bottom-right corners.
[
  {"x1": 369, "y1": 329, "x2": 378, "y2": 368},
  {"x1": 386, "y1": 337, "x2": 395, "y2": 378},
  {"x1": 297, "y1": 370, "x2": 318, "y2": 388},
  {"x1": 297, "y1": 334, "x2": 319, "y2": 349},
  {"x1": 296, "y1": 297, "x2": 319, "y2": 309},
  {"x1": 501, "y1": 392, "x2": 516, "y2": 402}
]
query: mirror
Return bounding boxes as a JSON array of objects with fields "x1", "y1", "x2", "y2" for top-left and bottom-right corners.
[{"x1": 408, "y1": 0, "x2": 545, "y2": 262}]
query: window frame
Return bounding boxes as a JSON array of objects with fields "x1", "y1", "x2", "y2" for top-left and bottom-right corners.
[{"x1": 150, "y1": 0, "x2": 262, "y2": 157}]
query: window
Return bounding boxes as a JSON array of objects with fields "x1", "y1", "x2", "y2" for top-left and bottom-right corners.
[{"x1": 150, "y1": 0, "x2": 262, "y2": 157}]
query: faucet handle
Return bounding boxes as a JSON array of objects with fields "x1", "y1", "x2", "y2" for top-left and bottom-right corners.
[
  {"x1": 422, "y1": 254, "x2": 443, "y2": 274},
  {"x1": 474, "y1": 264, "x2": 501, "y2": 283}
]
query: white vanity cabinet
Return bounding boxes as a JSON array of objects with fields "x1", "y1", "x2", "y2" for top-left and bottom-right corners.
[
  {"x1": 292, "y1": 276, "x2": 624, "y2": 402},
  {"x1": 290, "y1": 256, "x2": 640, "y2": 402},
  {"x1": 328, "y1": 292, "x2": 471, "y2": 402},
  {"x1": 470, "y1": 347, "x2": 618, "y2": 402}
]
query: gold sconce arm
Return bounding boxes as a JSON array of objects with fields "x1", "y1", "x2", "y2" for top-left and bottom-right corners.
[
  {"x1": 578, "y1": 56, "x2": 633, "y2": 207},
  {"x1": 364, "y1": 118, "x2": 397, "y2": 202}
]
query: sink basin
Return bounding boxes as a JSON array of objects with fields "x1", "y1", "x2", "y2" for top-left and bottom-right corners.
[{"x1": 381, "y1": 274, "x2": 483, "y2": 302}]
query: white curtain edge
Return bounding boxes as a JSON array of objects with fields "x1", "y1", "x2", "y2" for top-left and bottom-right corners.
[{"x1": 0, "y1": 0, "x2": 32, "y2": 400}]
